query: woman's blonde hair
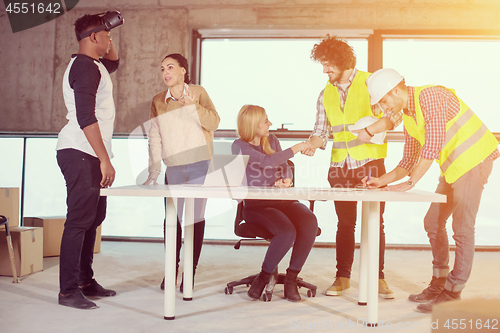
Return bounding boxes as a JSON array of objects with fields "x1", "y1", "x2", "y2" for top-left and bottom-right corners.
[{"x1": 237, "y1": 104, "x2": 275, "y2": 155}]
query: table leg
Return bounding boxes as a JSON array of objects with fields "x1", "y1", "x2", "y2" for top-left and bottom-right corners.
[
  {"x1": 183, "y1": 198, "x2": 194, "y2": 301},
  {"x1": 164, "y1": 197, "x2": 177, "y2": 320},
  {"x1": 358, "y1": 202, "x2": 370, "y2": 306},
  {"x1": 366, "y1": 201, "x2": 380, "y2": 327}
]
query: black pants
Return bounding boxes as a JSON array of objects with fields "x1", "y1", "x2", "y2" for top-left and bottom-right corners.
[
  {"x1": 57, "y1": 149, "x2": 106, "y2": 294},
  {"x1": 328, "y1": 159, "x2": 386, "y2": 279},
  {"x1": 163, "y1": 173, "x2": 204, "y2": 279}
]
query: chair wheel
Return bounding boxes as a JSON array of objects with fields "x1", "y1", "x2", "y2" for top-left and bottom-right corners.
[
  {"x1": 224, "y1": 286, "x2": 233, "y2": 295},
  {"x1": 307, "y1": 289, "x2": 316, "y2": 297},
  {"x1": 262, "y1": 291, "x2": 272, "y2": 302}
]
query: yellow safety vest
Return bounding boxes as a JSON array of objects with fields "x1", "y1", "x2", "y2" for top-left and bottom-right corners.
[
  {"x1": 403, "y1": 86, "x2": 498, "y2": 183},
  {"x1": 323, "y1": 71, "x2": 387, "y2": 163}
]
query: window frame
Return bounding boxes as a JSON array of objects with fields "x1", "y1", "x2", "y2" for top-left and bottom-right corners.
[{"x1": 192, "y1": 28, "x2": 500, "y2": 140}]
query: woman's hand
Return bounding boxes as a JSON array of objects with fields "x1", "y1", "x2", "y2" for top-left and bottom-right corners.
[
  {"x1": 275, "y1": 178, "x2": 293, "y2": 188},
  {"x1": 291, "y1": 141, "x2": 310, "y2": 155},
  {"x1": 143, "y1": 170, "x2": 161, "y2": 185},
  {"x1": 180, "y1": 87, "x2": 196, "y2": 106}
]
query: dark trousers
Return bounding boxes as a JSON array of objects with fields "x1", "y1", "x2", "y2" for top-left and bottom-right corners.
[
  {"x1": 328, "y1": 159, "x2": 386, "y2": 279},
  {"x1": 57, "y1": 149, "x2": 106, "y2": 294},
  {"x1": 243, "y1": 200, "x2": 318, "y2": 274}
]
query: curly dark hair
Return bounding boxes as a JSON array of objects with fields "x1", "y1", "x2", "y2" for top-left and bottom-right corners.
[
  {"x1": 310, "y1": 35, "x2": 356, "y2": 71},
  {"x1": 74, "y1": 14, "x2": 102, "y2": 41},
  {"x1": 163, "y1": 53, "x2": 190, "y2": 84}
]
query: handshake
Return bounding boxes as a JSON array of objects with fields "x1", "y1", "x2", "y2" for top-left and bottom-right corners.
[{"x1": 293, "y1": 140, "x2": 317, "y2": 156}]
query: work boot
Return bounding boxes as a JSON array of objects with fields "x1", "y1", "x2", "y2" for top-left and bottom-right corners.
[
  {"x1": 416, "y1": 289, "x2": 461, "y2": 313},
  {"x1": 248, "y1": 270, "x2": 272, "y2": 300},
  {"x1": 325, "y1": 277, "x2": 350, "y2": 296},
  {"x1": 408, "y1": 276, "x2": 446, "y2": 303},
  {"x1": 378, "y1": 279, "x2": 395, "y2": 299},
  {"x1": 284, "y1": 268, "x2": 301, "y2": 302}
]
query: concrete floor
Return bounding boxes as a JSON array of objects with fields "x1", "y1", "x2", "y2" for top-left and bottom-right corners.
[{"x1": 1, "y1": 241, "x2": 500, "y2": 333}]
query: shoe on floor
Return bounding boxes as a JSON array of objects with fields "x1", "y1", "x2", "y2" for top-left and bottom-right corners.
[
  {"x1": 81, "y1": 279, "x2": 116, "y2": 297},
  {"x1": 408, "y1": 276, "x2": 447, "y2": 303},
  {"x1": 379, "y1": 279, "x2": 395, "y2": 299},
  {"x1": 416, "y1": 289, "x2": 461, "y2": 314},
  {"x1": 59, "y1": 290, "x2": 98, "y2": 309},
  {"x1": 160, "y1": 277, "x2": 164, "y2": 290},
  {"x1": 325, "y1": 277, "x2": 350, "y2": 296}
]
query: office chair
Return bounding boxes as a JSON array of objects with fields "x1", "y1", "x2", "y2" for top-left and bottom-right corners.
[{"x1": 224, "y1": 161, "x2": 320, "y2": 301}]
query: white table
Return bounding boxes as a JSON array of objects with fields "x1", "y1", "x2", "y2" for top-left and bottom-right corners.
[{"x1": 101, "y1": 185, "x2": 446, "y2": 325}]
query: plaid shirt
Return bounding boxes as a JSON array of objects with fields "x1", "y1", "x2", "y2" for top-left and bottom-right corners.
[
  {"x1": 398, "y1": 86, "x2": 499, "y2": 173},
  {"x1": 310, "y1": 68, "x2": 402, "y2": 169}
]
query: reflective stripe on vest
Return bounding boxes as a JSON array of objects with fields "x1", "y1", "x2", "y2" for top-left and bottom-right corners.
[
  {"x1": 323, "y1": 70, "x2": 387, "y2": 163},
  {"x1": 404, "y1": 86, "x2": 498, "y2": 183}
]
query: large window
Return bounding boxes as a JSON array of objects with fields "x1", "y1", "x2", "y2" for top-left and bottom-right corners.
[
  {"x1": 383, "y1": 39, "x2": 500, "y2": 131},
  {"x1": 200, "y1": 38, "x2": 368, "y2": 130}
]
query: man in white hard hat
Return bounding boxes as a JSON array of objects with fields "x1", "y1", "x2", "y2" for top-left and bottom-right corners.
[
  {"x1": 302, "y1": 35, "x2": 402, "y2": 299},
  {"x1": 364, "y1": 68, "x2": 499, "y2": 313}
]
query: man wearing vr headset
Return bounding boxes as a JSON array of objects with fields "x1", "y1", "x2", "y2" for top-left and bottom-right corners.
[{"x1": 56, "y1": 11, "x2": 123, "y2": 310}]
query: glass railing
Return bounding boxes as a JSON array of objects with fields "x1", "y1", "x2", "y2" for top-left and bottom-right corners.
[{"x1": 1, "y1": 133, "x2": 499, "y2": 245}]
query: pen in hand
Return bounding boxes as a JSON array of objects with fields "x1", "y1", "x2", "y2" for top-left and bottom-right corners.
[{"x1": 365, "y1": 169, "x2": 371, "y2": 188}]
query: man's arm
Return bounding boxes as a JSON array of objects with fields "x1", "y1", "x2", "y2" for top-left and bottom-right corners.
[
  {"x1": 83, "y1": 123, "x2": 115, "y2": 188},
  {"x1": 355, "y1": 118, "x2": 394, "y2": 143},
  {"x1": 366, "y1": 158, "x2": 433, "y2": 192}
]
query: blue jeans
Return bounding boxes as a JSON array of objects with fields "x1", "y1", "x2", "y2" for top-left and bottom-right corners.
[
  {"x1": 424, "y1": 160, "x2": 493, "y2": 292},
  {"x1": 243, "y1": 200, "x2": 318, "y2": 273},
  {"x1": 165, "y1": 160, "x2": 209, "y2": 222}
]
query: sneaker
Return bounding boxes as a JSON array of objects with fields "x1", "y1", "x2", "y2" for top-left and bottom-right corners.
[
  {"x1": 379, "y1": 279, "x2": 395, "y2": 299},
  {"x1": 408, "y1": 276, "x2": 446, "y2": 303},
  {"x1": 416, "y1": 289, "x2": 461, "y2": 314},
  {"x1": 59, "y1": 290, "x2": 98, "y2": 309},
  {"x1": 80, "y1": 279, "x2": 116, "y2": 297},
  {"x1": 325, "y1": 277, "x2": 350, "y2": 296}
]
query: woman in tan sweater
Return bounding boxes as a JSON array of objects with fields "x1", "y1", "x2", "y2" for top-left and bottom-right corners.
[{"x1": 144, "y1": 53, "x2": 220, "y2": 291}]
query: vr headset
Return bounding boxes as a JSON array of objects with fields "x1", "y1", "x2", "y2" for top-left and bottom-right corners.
[{"x1": 78, "y1": 10, "x2": 124, "y2": 41}]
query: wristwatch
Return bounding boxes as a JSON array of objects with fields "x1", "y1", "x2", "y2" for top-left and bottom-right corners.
[{"x1": 407, "y1": 179, "x2": 415, "y2": 188}]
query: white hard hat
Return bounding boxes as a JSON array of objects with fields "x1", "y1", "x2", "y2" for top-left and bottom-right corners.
[
  {"x1": 348, "y1": 116, "x2": 386, "y2": 145},
  {"x1": 366, "y1": 68, "x2": 404, "y2": 105}
]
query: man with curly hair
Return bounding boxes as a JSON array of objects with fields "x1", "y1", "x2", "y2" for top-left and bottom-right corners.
[
  {"x1": 56, "y1": 12, "x2": 121, "y2": 309},
  {"x1": 302, "y1": 35, "x2": 401, "y2": 298}
]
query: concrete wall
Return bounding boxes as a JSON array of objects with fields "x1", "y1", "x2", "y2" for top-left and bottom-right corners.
[{"x1": 1, "y1": 0, "x2": 500, "y2": 134}]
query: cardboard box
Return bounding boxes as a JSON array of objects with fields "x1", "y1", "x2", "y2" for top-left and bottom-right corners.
[
  {"x1": 0, "y1": 188, "x2": 20, "y2": 230},
  {"x1": 0, "y1": 226, "x2": 43, "y2": 277},
  {"x1": 23, "y1": 217, "x2": 101, "y2": 256},
  {"x1": 432, "y1": 298, "x2": 500, "y2": 332}
]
